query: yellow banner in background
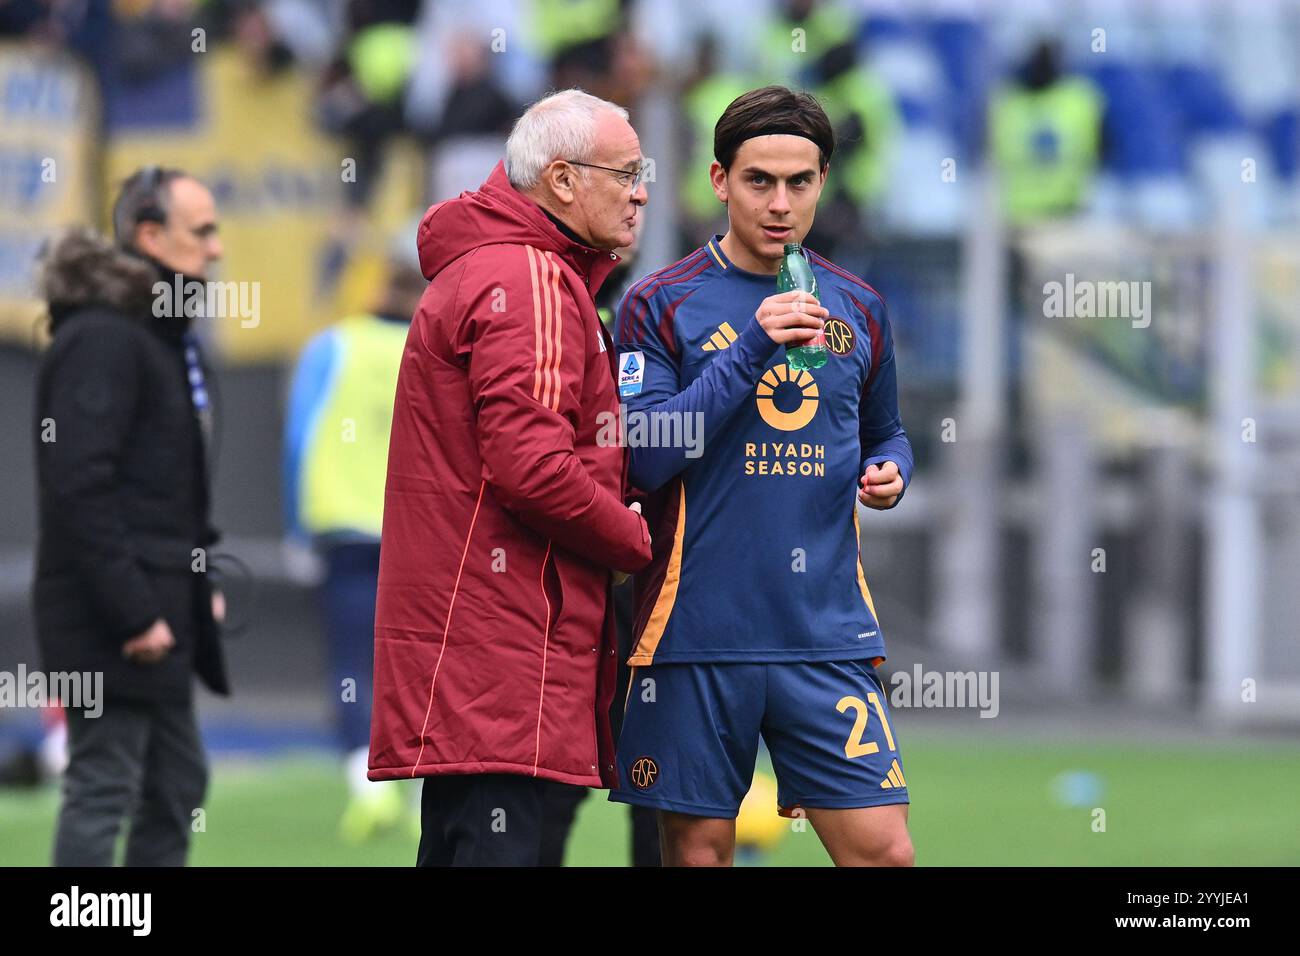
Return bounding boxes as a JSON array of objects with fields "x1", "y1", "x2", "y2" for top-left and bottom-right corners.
[
  {"x1": 0, "y1": 44, "x2": 98, "y2": 349},
  {"x1": 105, "y1": 46, "x2": 423, "y2": 362}
]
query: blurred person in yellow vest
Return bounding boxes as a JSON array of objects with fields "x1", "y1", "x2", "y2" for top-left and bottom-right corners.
[
  {"x1": 811, "y1": 39, "x2": 899, "y2": 211},
  {"x1": 680, "y1": 2, "x2": 858, "y2": 229},
  {"x1": 680, "y1": 36, "x2": 755, "y2": 230},
  {"x1": 759, "y1": 0, "x2": 856, "y2": 81},
  {"x1": 527, "y1": 0, "x2": 651, "y2": 107},
  {"x1": 762, "y1": 2, "x2": 900, "y2": 221},
  {"x1": 528, "y1": 0, "x2": 621, "y2": 63},
  {"x1": 801, "y1": 38, "x2": 900, "y2": 261},
  {"x1": 989, "y1": 39, "x2": 1105, "y2": 224},
  {"x1": 681, "y1": 30, "x2": 898, "y2": 260},
  {"x1": 282, "y1": 239, "x2": 426, "y2": 842}
]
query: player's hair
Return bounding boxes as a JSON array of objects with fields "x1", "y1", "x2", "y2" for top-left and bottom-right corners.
[
  {"x1": 713, "y1": 85, "x2": 836, "y2": 171},
  {"x1": 110, "y1": 165, "x2": 189, "y2": 248},
  {"x1": 505, "y1": 88, "x2": 630, "y2": 190}
]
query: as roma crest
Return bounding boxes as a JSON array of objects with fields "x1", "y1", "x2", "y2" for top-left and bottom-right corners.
[
  {"x1": 630, "y1": 756, "x2": 659, "y2": 789},
  {"x1": 824, "y1": 318, "x2": 856, "y2": 356}
]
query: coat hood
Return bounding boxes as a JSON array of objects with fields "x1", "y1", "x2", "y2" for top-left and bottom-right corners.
[
  {"x1": 39, "y1": 226, "x2": 198, "y2": 341},
  {"x1": 40, "y1": 227, "x2": 159, "y2": 331},
  {"x1": 416, "y1": 160, "x2": 622, "y2": 297}
]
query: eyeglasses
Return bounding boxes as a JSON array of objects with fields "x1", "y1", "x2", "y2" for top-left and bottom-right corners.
[{"x1": 565, "y1": 159, "x2": 648, "y2": 193}]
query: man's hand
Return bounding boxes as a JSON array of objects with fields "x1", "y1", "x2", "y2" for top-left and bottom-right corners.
[
  {"x1": 613, "y1": 502, "x2": 648, "y2": 586},
  {"x1": 755, "y1": 290, "x2": 827, "y2": 345},
  {"x1": 859, "y1": 461, "x2": 903, "y2": 510},
  {"x1": 122, "y1": 618, "x2": 176, "y2": 664},
  {"x1": 212, "y1": 588, "x2": 226, "y2": 625}
]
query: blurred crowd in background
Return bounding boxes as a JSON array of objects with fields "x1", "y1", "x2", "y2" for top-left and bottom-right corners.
[
  {"x1": 6, "y1": 0, "x2": 1300, "y2": 233},
  {"x1": 5, "y1": 0, "x2": 1300, "y2": 244},
  {"x1": 2, "y1": 0, "x2": 1298, "y2": 410}
]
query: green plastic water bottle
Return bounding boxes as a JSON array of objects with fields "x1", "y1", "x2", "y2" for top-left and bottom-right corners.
[{"x1": 777, "y1": 243, "x2": 827, "y2": 371}]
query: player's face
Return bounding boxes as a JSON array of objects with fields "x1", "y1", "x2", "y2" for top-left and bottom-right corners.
[
  {"x1": 711, "y1": 135, "x2": 826, "y2": 269},
  {"x1": 568, "y1": 112, "x2": 649, "y2": 251}
]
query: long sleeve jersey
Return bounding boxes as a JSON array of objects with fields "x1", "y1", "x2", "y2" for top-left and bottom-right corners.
[{"x1": 614, "y1": 235, "x2": 913, "y2": 665}]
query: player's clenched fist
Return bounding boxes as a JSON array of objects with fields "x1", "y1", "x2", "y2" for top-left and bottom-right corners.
[
  {"x1": 859, "y1": 460, "x2": 903, "y2": 510},
  {"x1": 755, "y1": 290, "x2": 827, "y2": 345}
]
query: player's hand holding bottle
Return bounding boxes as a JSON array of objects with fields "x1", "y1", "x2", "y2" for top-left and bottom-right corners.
[{"x1": 754, "y1": 290, "x2": 827, "y2": 345}]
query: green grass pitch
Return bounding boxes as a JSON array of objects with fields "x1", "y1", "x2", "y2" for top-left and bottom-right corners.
[{"x1": 2, "y1": 736, "x2": 1297, "y2": 865}]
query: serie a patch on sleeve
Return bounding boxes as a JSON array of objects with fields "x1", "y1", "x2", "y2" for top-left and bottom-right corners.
[{"x1": 618, "y1": 350, "x2": 645, "y2": 397}]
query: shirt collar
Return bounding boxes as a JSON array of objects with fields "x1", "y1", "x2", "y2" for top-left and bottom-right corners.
[{"x1": 542, "y1": 208, "x2": 593, "y2": 248}]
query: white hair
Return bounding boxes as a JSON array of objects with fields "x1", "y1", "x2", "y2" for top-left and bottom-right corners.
[{"x1": 504, "y1": 88, "x2": 629, "y2": 190}]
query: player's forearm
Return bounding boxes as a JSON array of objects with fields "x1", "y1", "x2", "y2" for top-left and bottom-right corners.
[
  {"x1": 862, "y1": 429, "x2": 914, "y2": 508},
  {"x1": 628, "y1": 318, "x2": 779, "y2": 491}
]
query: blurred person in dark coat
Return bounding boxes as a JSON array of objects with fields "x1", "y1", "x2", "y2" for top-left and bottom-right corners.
[{"x1": 34, "y1": 167, "x2": 229, "y2": 866}]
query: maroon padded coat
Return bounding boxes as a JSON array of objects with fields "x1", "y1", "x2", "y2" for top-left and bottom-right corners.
[{"x1": 368, "y1": 161, "x2": 651, "y2": 787}]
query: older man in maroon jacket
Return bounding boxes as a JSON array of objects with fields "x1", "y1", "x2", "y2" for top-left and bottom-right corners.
[{"x1": 369, "y1": 89, "x2": 653, "y2": 866}]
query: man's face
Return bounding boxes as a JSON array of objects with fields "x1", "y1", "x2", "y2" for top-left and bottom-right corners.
[
  {"x1": 135, "y1": 177, "x2": 223, "y2": 279},
  {"x1": 566, "y1": 111, "x2": 648, "y2": 250},
  {"x1": 711, "y1": 135, "x2": 826, "y2": 266}
]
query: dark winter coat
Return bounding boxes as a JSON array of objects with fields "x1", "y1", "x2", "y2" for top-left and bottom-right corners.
[{"x1": 32, "y1": 230, "x2": 229, "y2": 703}]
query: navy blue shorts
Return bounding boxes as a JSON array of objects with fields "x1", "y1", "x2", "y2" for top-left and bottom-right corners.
[{"x1": 609, "y1": 659, "x2": 908, "y2": 819}]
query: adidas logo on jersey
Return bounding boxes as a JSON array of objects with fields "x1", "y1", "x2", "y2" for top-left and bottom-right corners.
[
  {"x1": 701, "y1": 322, "x2": 739, "y2": 351},
  {"x1": 879, "y1": 758, "x2": 907, "y2": 790}
]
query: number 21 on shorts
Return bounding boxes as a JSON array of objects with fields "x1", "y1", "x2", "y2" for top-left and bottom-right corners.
[{"x1": 836, "y1": 692, "x2": 896, "y2": 759}]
